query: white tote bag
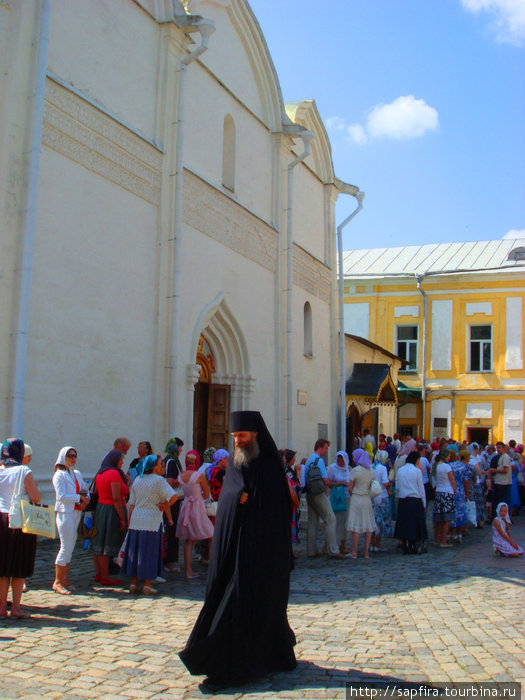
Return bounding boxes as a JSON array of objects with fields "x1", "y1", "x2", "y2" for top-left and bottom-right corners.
[{"x1": 8, "y1": 465, "x2": 25, "y2": 529}]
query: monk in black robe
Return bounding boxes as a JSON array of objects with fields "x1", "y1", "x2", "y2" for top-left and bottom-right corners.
[{"x1": 179, "y1": 410, "x2": 297, "y2": 690}]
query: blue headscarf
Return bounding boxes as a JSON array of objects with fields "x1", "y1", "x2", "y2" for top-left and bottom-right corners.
[{"x1": 136, "y1": 454, "x2": 158, "y2": 478}]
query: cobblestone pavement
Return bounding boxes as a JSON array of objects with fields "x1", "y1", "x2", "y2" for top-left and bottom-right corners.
[{"x1": 0, "y1": 513, "x2": 523, "y2": 699}]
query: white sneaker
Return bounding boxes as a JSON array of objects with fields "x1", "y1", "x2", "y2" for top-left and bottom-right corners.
[{"x1": 154, "y1": 576, "x2": 166, "y2": 583}]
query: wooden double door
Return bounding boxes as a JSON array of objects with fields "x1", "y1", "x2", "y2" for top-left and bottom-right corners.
[{"x1": 193, "y1": 382, "x2": 231, "y2": 456}]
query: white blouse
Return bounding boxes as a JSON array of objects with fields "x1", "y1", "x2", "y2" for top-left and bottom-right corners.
[
  {"x1": 396, "y1": 464, "x2": 426, "y2": 507},
  {"x1": 128, "y1": 474, "x2": 176, "y2": 532},
  {"x1": 53, "y1": 468, "x2": 87, "y2": 513},
  {"x1": 0, "y1": 465, "x2": 32, "y2": 513}
]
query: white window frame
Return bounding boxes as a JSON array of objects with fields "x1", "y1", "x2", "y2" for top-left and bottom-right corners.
[
  {"x1": 396, "y1": 324, "x2": 419, "y2": 372},
  {"x1": 468, "y1": 324, "x2": 493, "y2": 373}
]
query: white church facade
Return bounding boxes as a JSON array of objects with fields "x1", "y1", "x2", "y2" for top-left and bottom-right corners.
[{"x1": 1, "y1": 0, "x2": 361, "y2": 492}]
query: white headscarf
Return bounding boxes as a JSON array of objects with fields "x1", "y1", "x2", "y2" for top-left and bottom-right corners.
[
  {"x1": 56, "y1": 446, "x2": 76, "y2": 468},
  {"x1": 496, "y1": 502, "x2": 511, "y2": 524},
  {"x1": 374, "y1": 449, "x2": 389, "y2": 466},
  {"x1": 334, "y1": 450, "x2": 350, "y2": 470}
]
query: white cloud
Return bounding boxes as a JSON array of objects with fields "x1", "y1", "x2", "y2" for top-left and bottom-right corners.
[
  {"x1": 326, "y1": 95, "x2": 439, "y2": 145},
  {"x1": 461, "y1": 0, "x2": 525, "y2": 45},
  {"x1": 347, "y1": 124, "x2": 368, "y2": 145},
  {"x1": 367, "y1": 95, "x2": 439, "y2": 140},
  {"x1": 503, "y1": 229, "x2": 525, "y2": 239}
]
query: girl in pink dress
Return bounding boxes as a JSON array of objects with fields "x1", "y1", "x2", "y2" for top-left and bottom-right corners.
[
  {"x1": 176, "y1": 451, "x2": 214, "y2": 578},
  {"x1": 492, "y1": 502, "x2": 523, "y2": 557}
]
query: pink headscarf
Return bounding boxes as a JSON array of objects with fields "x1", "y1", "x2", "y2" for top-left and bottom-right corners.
[
  {"x1": 185, "y1": 450, "x2": 201, "y2": 471},
  {"x1": 399, "y1": 439, "x2": 417, "y2": 457}
]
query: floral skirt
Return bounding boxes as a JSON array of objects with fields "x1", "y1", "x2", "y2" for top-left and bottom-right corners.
[
  {"x1": 432, "y1": 492, "x2": 456, "y2": 524},
  {"x1": 373, "y1": 497, "x2": 393, "y2": 537}
]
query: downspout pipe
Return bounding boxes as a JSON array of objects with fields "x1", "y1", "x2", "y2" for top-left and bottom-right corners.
[
  {"x1": 285, "y1": 130, "x2": 313, "y2": 448},
  {"x1": 12, "y1": 0, "x2": 51, "y2": 435},
  {"x1": 416, "y1": 274, "x2": 428, "y2": 439},
  {"x1": 169, "y1": 18, "x2": 215, "y2": 437},
  {"x1": 336, "y1": 187, "x2": 364, "y2": 450}
]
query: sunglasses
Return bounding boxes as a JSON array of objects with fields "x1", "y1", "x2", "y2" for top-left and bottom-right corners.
[{"x1": 66, "y1": 453, "x2": 77, "y2": 459}]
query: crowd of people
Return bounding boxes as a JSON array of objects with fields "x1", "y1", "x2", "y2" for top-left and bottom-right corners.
[{"x1": 0, "y1": 429, "x2": 523, "y2": 618}]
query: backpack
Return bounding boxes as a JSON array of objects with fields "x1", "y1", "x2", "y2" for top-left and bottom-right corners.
[{"x1": 305, "y1": 457, "x2": 325, "y2": 495}]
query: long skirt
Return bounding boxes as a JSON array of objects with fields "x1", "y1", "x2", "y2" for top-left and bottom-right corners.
[
  {"x1": 473, "y1": 483, "x2": 485, "y2": 522},
  {"x1": 0, "y1": 512, "x2": 37, "y2": 578},
  {"x1": 121, "y1": 527, "x2": 163, "y2": 580},
  {"x1": 373, "y1": 497, "x2": 393, "y2": 537},
  {"x1": 394, "y1": 497, "x2": 427, "y2": 542},
  {"x1": 91, "y1": 503, "x2": 124, "y2": 557}
]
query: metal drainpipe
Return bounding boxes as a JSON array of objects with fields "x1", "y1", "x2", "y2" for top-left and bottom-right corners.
[
  {"x1": 285, "y1": 131, "x2": 313, "y2": 448},
  {"x1": 336, "y1": 190, "x2": 364, "y2": 450},
  {"x1": 11, "y1": 0, "x2": 51, "y2": 435},
  {"x1": 416, "y1": 274, "x2": 428, "y2": 439},
  {"x1": 169, "y1": 20, "x2": 215, "y2": 438}
]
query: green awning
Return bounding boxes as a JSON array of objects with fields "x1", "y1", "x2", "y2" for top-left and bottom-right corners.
[{"x1": 397, "y1": 380, "x2": 422, "y2": 397}]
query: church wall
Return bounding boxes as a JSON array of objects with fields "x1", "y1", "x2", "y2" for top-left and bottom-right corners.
[
  {"x1": 292, "y1": 163, "x2": 326, "y2": 263},
  {"x1": 22, "y1": 146, "x2": 160, "y2": 490},
  {"x1": 184, "y1": 64, "x2": 274, "y2": 223},
  {"x1": 46, "y1": 0, "x2": 160, "y2": 141},
  {"x1": 291, "y1": 289, "x2": 333, "y2": 461},
  {"x1": 187, "y1": 0, "x2": 266, "y2": 123}
]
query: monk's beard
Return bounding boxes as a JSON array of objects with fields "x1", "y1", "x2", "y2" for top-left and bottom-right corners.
[{"x1": 233, "y1": 441, "x2": 260, "y2": 468}]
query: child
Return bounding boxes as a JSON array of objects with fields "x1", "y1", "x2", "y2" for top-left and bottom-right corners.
[{"x1": 492, "y1": 503, "x2": 523, "y2": 557}]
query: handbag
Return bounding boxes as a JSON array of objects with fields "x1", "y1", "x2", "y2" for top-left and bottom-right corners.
[
  {"x1": 84, "y1": 477, "x2": 98, "y2": 512},
  {"x1": 116, "y1": 531, "x2": 129, "y2": 568},
  {"x1": 205, "y1": 499, "x2": 217, "y2": 517},
  {"x1": 8, "y1": 465, "x2": 25, "y2": 529},
  {"x1": 78, "y1": 511, "x2": 98, "y2": 539},
  {"x1": 329, "y1": 484, "x2": 347, "y2": 513},
  {"x1": 466, "y1": 500, "x2": 477, "y2": 526},
  {"x1": 369, "y1": 479, "x2": 383, "y2": 499},
  {"x1": 20, "y1": 500, "x2": 56, "y2": 538}
]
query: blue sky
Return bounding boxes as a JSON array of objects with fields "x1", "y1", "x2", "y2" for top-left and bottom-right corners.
[{"x1": 248, "y1": 0, "x2": 525, "y2": 250}]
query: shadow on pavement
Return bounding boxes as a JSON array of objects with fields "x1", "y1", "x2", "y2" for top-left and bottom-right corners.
[{"x1": 0, "y1": 602, "x2": 127, "y2": 631}]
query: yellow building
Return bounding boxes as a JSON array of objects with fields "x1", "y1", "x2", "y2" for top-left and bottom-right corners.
[{"x1": 342, "y1": 240, "x2": 525, "y2": 444}]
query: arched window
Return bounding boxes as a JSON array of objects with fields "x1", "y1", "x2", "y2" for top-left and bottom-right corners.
[
  {"x1": 304, "y1": 302, "x2": 313, "y2": 357},
  {"x1": 222, "y1": 114, "x2": 235, "y2": 191}
]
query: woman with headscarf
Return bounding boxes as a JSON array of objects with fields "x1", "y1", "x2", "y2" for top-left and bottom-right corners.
[
  {"x1": 163, "y1": 437, "x2": 184, "y2": 572},
  {"x1": 91, "y1": 449, "x2": 129, "y2": 586},
  {"x1": 0, "y1": 438, "x2": 41, "y2": 618},
  {"x1": 121, "y1": 454, "x2": 177, "y2": 594},
  {"x1": 208, "y1": 449, "x2": 229, "y2": 524},
  {"x1": 371, "y1": 449, "x2": 393, "y2": 551},
  {"x1": 394, "y1": 451, "x2": 427, "y2": 555},
  {"x1": 492, "y1": 503, "x2": 523, "y2": 557},
  {"x1": 52, "y1": 446, "x2": 89, "y2": 594},
  {"x1": 327, "y1": 450, "x2": 351, "y2": 554},
  {"x1": 127, "y1": 441, "x2": 153, "y2": 483},
  {"x1": 345, "y1": 449, "x2": 377, "y2": 559},
  {"x1": 467, "y1": 443, "x2": 485, "y2": 526},
  {"x1": 450, "y1": 449, "x2": 470, "y2": 542},
  {"x1": 176, "y1": 450, "x2": 214, "y2": 579}
]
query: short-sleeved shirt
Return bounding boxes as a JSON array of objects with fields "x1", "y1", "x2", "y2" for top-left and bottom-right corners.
[
  {"x1": 95, "y1": 469, "x2": 130, "y2": 506},
  {"x1": 0, "y1": 465, "x2": 32, "y2": 513},
  {"x1": 494, "y1": 453, "x2": 512, "y2": 485},
  {"x1": 419, "y1": 456, "x2": 431, "y2": 484},
  {"x1": 373, "y1": 463, "x2": 390, "y2": 501},
  {"x1": 128, "y1": 474, "x2": 175, "y2": 532},
  {"x1": 299, "y1": 453, "x2": 327, "y2": 490},
  {"x1": 435, "y1": 462, "x2": 454, "y2": 494}
]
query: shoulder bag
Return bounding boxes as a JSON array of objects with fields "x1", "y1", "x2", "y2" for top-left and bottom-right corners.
[
  {"x1": 20, "y1": 500, "x2": 56, "y2": 538},
  {"x1": 369, "y1": 478, "x2": 383, "y2": 499},
  {"x1": 8, "y1": 465, "x2": 25, "y2": 529}
]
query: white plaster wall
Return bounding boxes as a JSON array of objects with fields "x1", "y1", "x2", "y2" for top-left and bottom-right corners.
[
  {"x1": 184, "y1": 66, "x2": 273, "y2": 222},
  {"x1": 344, "y1": 302, "x2": 369, "y2": 338},
  {"x1": 292, "y1": 290, "x2": 333, "y2": 461},
  {"x1": 504, "y1": 399, "x2": 524, "y2": 444},
  {"x1": 187, "y1": 1, "x2": 266, "y2": 123},
  {"x1": 47, "y1": 0, "x2": 159, "y2": 140},
  {"x1": 292, "y1": 164, "x2": 326, "y2": 261},
  {"x1": 505, "y1": 297, "x2": 523, "y2": 370},
  {"x1": 431, "y1": 299, "x2": 453, "y2": 371},
  {"x1": 24, "y1": 148, "x2": 159, "y2": 487},
  {"x1": 466, "y1": 403, "x2": 493, "y2": 419},
  {"x1": 430, "y1": 398, "x2": 451, "y2": 438}
]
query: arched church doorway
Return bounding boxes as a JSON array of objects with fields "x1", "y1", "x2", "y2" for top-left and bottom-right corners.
[
  {"x1": 193, "y1": 335, "x2": 230, "y2": 456},
  {"x1": 361, "y1": 407, "x2": 378, "y2": 442}
]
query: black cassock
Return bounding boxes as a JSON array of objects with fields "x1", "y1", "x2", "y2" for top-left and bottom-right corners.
[{"x1": 179, "y1": 434, "x2": 296, "y2": 683}]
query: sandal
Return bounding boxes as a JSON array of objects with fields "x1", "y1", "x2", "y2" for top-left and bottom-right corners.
[
  {"x1": 142, "y1": 585, "x2": 158, "y2": 595},
  {"x1": 64, "y1": 583, "x2": 77, "y2": 592},
  {"x1": 9, "y1": 611, "x2": 31, "y2": 619},
  {"x1": 52, "y1": 582, "x2": 71, "y2": 596}
]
